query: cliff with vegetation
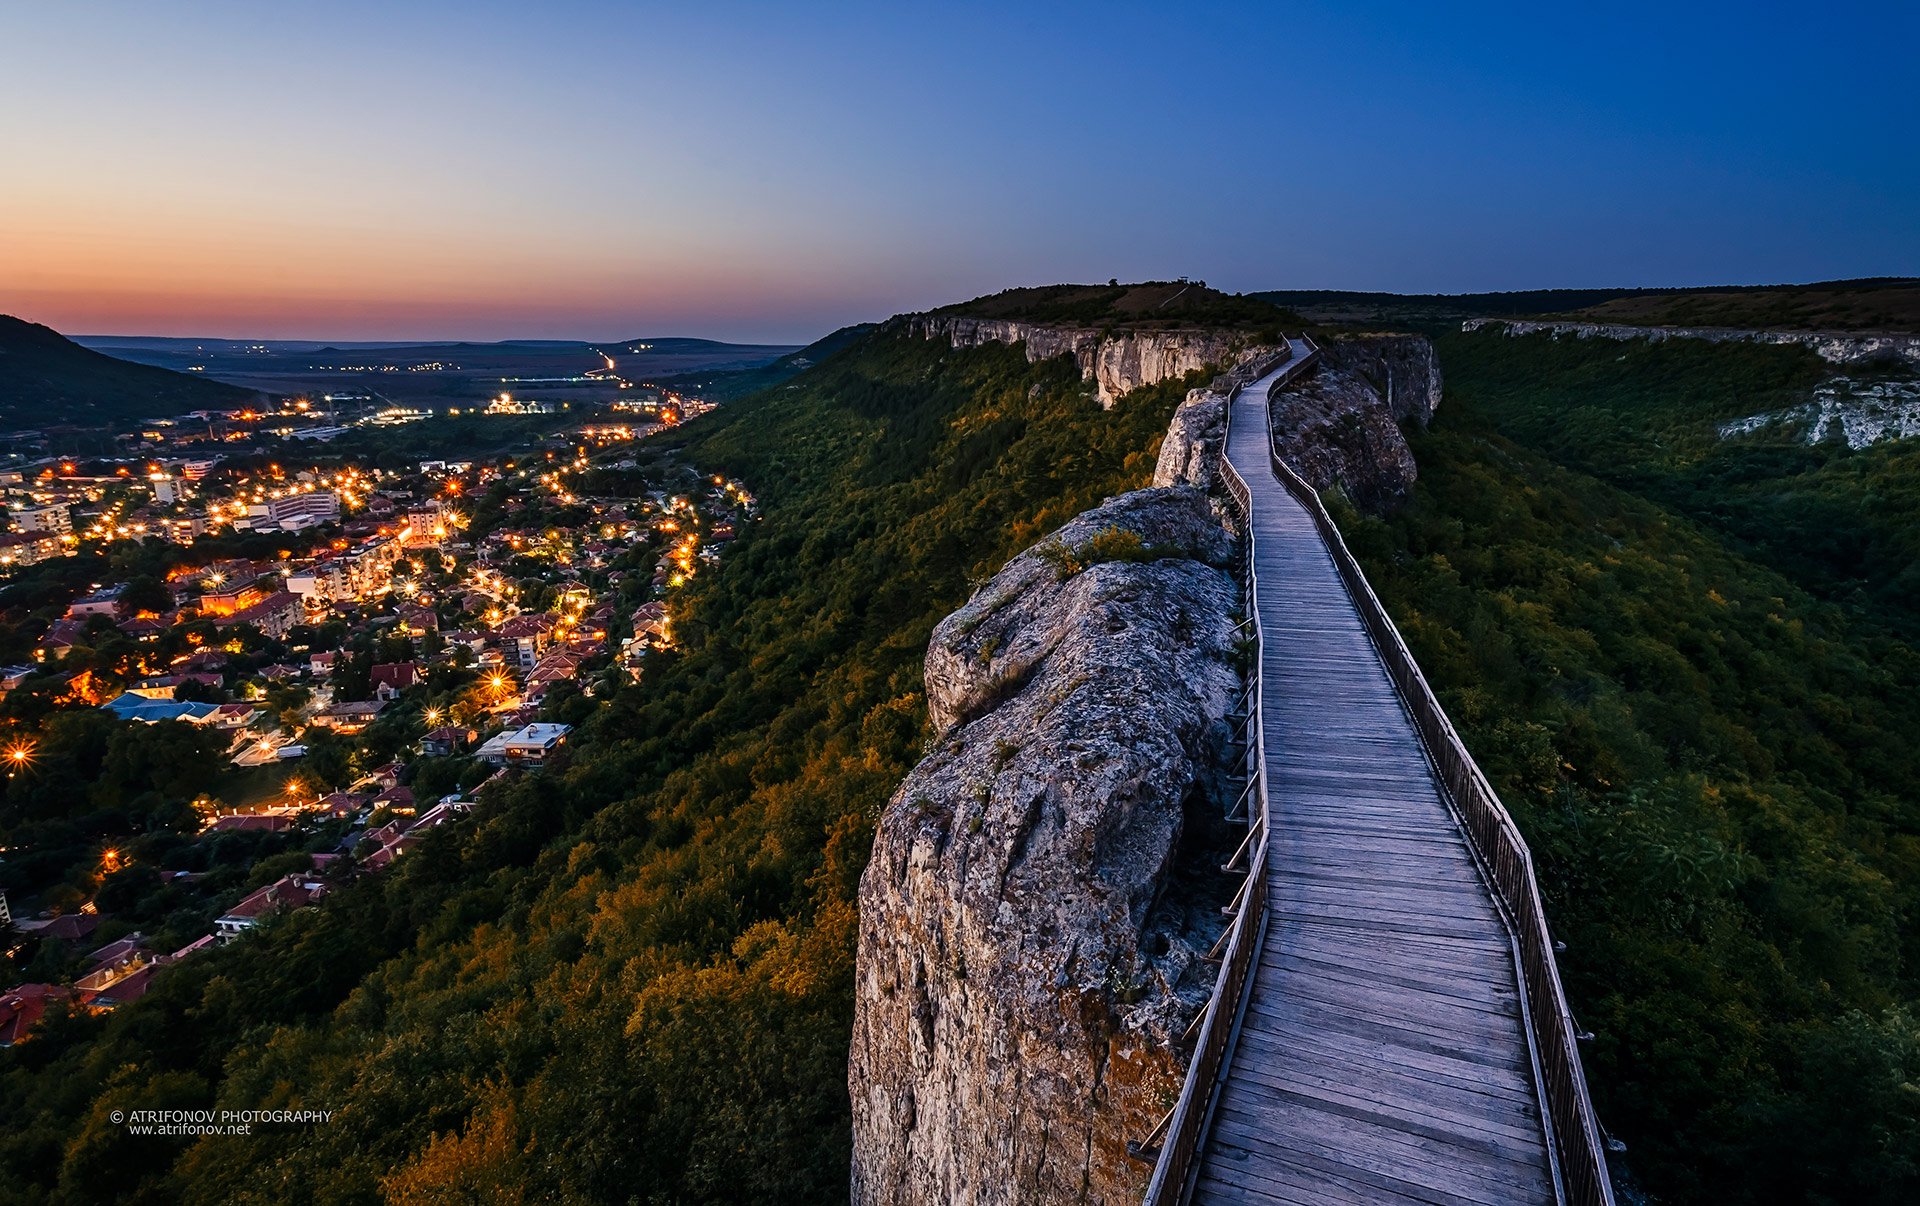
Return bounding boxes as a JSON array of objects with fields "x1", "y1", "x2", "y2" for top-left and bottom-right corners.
[
  {"x1": 1329, "y1": 327, "x2": 1920, "y2": 1205},
  {"x1": 0, "y1": 323, "x2": 1234, "y2": 1205},
  {"x1": 1464, "y1": 316, "x2": 1920, "y2": 369},
  {"x1": 906, "y1": 313, "x2": 1258, "y2": 408},
  {"x1": 907, "y1": 281, "x2": 1297, "y2": 408}
]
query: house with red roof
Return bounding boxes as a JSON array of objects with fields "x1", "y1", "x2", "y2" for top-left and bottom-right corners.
[
  {"x1": 88, "y1": 964, "x2": 162, "y2": 1008},
  {"x1": 214, "y1": 873, "x2": 330, "y2": 942},
  {"x1": 0, "y1": 984, "x2": 72, "y2": 1046},
  {"x1": 207, "y1": 813, "x2": 294, "y2": 834},
  {"x1": 13, "y1": 913, "x2": 100, "y2": 944},
  {"x1": 421, "y1": 725, "x2": 476, "y2": 756},
  {"x1": 315, "y1": 791, "x2": 372, "y2": 819},
  {"x1": 370, "y1": 662, "x2": 422, "y2": 700}
]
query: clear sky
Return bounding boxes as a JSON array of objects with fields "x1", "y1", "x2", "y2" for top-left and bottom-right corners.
[{"x1": 3, "y1": 0, "x2": 1915, "y2": 343}]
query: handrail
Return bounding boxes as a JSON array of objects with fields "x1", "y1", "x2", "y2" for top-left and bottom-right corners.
[
  {"x1": 1258, "y1": 336, "x2": 1615, "y2": 1206},
  {"x1": 1136, "y1": 347, "x2": 1284, "y2": 1203}
]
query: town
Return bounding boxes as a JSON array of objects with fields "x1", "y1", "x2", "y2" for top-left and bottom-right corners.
[{"x1": 0, "y1": 391, "x2": 753, "y2": 1045}]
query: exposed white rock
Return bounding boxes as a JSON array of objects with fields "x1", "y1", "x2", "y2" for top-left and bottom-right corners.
[
  {"x1": 1151, "y1": 387, "x2": 1229, "y2": 490},
  {"x1": 1265, "y1": 334, "x2": 1441, "y2": 511},
  {"x1": 907, "y1": 314, "x2": 1260, "y2": 408},
  {"x1": 1719, "y1": 378, "x2": 1920, "y2": 449}
]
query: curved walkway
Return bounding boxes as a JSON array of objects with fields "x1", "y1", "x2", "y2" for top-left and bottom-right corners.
[{"x1": 1194, "y1": 357, "x2": 1556, "y2": 1204}]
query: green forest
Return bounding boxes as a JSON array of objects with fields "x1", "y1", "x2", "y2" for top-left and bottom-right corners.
[
  {"x1": 1336, "y1": 331, "x2": 1920, "y2": 1205},
  {"x1": 0, "y1": 332, "x2": 1197, "y2": 1204}
]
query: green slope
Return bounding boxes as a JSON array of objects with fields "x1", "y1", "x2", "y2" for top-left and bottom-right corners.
[
  {"x1": 1337, "y1": 335, "x2": 1920, "y2": 1205},
  {"x1": 1433, "y1": 330, "x2": 1920, "y2": 635},
  {"x1": 655, "y1": 323, "x2": 876, "y2": 401},
  {"x1": 0, "y1": 316, "x2": 266, "y2": 426},
  {"x1": 0, "y1": 328, "x2": 1207, "y2": 1204}
]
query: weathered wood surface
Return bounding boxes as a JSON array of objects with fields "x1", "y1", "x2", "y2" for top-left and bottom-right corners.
[{"x1": 1192, "y1": 373, "x2": 1554, "y2": 1204}]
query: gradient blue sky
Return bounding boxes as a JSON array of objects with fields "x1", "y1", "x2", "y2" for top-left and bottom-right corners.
[{"x1": 2, "y1": 0, "x2": 1914, "y2": 342}]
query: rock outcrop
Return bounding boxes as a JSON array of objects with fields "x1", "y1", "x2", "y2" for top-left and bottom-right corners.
[
  {"x1": 1267, "y1": 334, "x2": 1440, "y2": 512},
  {"x1": 850, "y1": 487, "x2": 1239, "y2": 1206},
  {"x1": 1463, "y1": 317, "x2": 1920, "y2": 370},
  {"x1": 1317, "y1": 332, "x2": 1443, "y2": 426},
  {"x1": 1151, "y1": 388, "x2": 1230, "y2": 491},
  {"x1": 1152, "y1": 346, "x2": 1296, "y2": 491},
  {"x1": 907, "y1": 314, "x2": 1259, "y2": 408}
]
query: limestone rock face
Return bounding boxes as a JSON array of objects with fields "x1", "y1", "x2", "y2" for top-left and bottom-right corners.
[
  {"x1": 1151, "y1": 346, "x2": 1296, "y2": 490},
  {"x1": 1317, "y1": 332, "x2": 1443, "y2": 426},
  {"x1": 850, "y1": 487, "x2": 1238, "y2": 1206},
  {"x1": 1463, "y1": 317, "x2": 1920, "y2": 370},
  {"x1": 1266, "y1": 334, "x2": 1440, "y2": 512},
  {"x1": 1150, "y1": 388, "x2": 1228, "y2": 490},
  {"x1": 907, "y1": 314, "x2": 1251, "y2": 407}
]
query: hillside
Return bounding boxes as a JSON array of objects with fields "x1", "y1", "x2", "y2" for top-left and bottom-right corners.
[
  {"x1": 0, "y1": 325, "x2": 1210, "y2": 1203},
  {"x1": 1438, "y1": 329, "x2": 1920, "y2": 633},
  {"x1": 654, "y1": 323, "x2": 875, "y2": 401},
  {"x1": 1556, "y1": 278, "x2": 1920, "y2": 332},
  {"x1": 0, "y1": 316, "x2": 265, "y2": 426},
  {"x1": 1256, "y1": 279, "x2": 1920, "y2": 334},
  {"x1": 5, "y1": 314, "x2": 1917, "y2": 1204},
  {"x1": 935, "y1": 280, "x2": 1296, "y2": 331},
  {"x1": 1338, "y1": 331, "x2": 1920, "y2": 1204},
  {"x1": 1255, "y1": 286, "x2": 1660, "y2": 327}
]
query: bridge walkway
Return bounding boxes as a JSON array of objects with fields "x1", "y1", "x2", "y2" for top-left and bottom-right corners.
[{"x1": 1193, "y1": 355, "x2": 1556, "y2": 1204}]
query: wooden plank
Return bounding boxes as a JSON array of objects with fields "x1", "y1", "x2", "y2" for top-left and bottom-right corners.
[{"x1": 1192, "y1": 376, "x2": 1554, "y2": 1206}]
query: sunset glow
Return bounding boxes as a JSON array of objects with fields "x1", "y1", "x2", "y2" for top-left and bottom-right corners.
[{"x1": 5, "y1": 2, "x2": 1913, "y2": 343}]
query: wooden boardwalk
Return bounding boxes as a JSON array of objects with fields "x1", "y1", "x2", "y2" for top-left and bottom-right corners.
[{"x1": 1194, "y1": 361, "x2": 1556, "y2": 1204}]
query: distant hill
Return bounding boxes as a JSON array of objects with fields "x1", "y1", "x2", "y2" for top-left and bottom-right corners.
[
  {"x1": 653, "y1": 323, "x2": 875, "y2": 401},
  {"x1": 1554, "y1": 277, "x2": 1920, "y2": 332},
  {"x1": 937, "y1": 281, "x2": 1299, "y2": 330},
  {"x1": 1257, "y1": 278, "x2": 1920, "y2": 333},
  {"x1": 0, "y1": 315, "x2": 265, "y2": 427},
  {"x1": 1254, "y1": 287, "x2": 1655, "y2": 327}
]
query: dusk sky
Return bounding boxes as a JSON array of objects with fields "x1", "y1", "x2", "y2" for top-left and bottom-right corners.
[{"x1": 4, "y1": 0, "x2": 1915, "y2": 344}]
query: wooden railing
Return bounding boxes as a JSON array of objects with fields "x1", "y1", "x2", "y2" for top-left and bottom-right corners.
[
  {"x1": 1133, "y1": 348, "x2": 1287, "y2": 1203},
  {"x1": 1259, "y1": 337, "x2": 1616, "y2": 1206}
]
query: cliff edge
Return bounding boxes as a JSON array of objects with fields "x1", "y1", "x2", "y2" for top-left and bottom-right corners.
[
  {"x1": 849, "y1": 487, "x2": 1240, "y2": 1205},
  {"x1": 907, "y1": 313, "x2": 1267, "y2": 408}
]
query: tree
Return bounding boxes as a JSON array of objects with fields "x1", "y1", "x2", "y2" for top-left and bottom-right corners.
[{"x1": 118, "y1": 575, "x2": 175, "y2": 617}]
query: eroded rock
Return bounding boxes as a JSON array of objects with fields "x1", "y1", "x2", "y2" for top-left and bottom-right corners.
[
  {"x1": 1267, "y1": 334, "x2": 1439, "y2": 512},
  {"x1": 907, "y1": 314, "x2": 1256, "y2": 408},
  {"x1": 850, "y1": 487, "x2": 1238, "y2": 1206},
  {"x1": 1463, "y1": 317, "x2": 1920, "y2": 370}
]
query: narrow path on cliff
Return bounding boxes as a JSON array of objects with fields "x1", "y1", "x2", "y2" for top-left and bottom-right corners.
[{"x1": 1194, "y1": 349, "x2": 1556, "y2": 1204}]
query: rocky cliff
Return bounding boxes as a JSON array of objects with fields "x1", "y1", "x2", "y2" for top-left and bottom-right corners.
[
  {"x1": 907, "y1": 313, "x2": 1259, "y2": 408},
  {"x1": 1155, "y1": 332, "x2": 1440, "y2": 511},
  {"x1": 1152, "y1": 345, "x2": 1296, "y2": 491},
  {"x1": 1266, "y1": 334, "x2": 1439, "y2": 512},
  {"x1": 1463, "y1": 317, "x2": 1920, "y2": 369},
  {"x1": 849, "y1": 487, "x2": 1240, "y2": 1206}
]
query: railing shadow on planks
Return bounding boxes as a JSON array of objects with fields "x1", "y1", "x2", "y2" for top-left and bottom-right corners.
[
  {"x1": 1136, "y1": 336, "x2": 1616, "y2": 1206},
  {"x1": 1130, "y1": 341, "x2": 1295, "y2": 1200}
]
